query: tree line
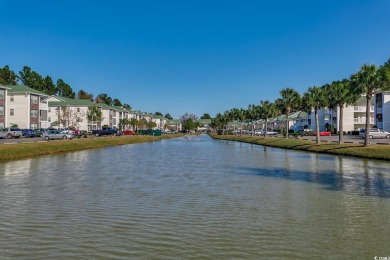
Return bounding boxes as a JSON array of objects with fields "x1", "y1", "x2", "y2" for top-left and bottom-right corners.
[
  {"x1": 211, "y1": 59, "x2": 390, "y2": 147},
  {"x1": 0, "y1": 65, "x2": 131, "y2": 108}
]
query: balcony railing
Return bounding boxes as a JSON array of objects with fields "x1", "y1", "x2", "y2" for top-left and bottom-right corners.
[
  {"x1": 354, "y1": 118, "x2": 375, "y2": 124},
  {"x1": 353, "y1": 105, "x2": 374, "y2": 112},
  {"x1": 39, "y1": 103, "x2": 48, "y2": 110}
]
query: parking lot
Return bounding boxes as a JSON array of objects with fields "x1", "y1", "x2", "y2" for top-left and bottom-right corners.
[{"x1": 0, "y1": 135, "x2": 104, "y2": 145}]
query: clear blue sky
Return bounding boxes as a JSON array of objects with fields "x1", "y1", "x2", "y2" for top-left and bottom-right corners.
[{"x1": 1, "y1": 0, "x2": 389, "y2": 118}]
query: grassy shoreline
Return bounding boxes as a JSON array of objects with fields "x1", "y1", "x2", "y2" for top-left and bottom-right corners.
[
  {"x1": 210, "y1": 134, "x2": 390, "y2": 161},
  {"x1": 0, "y1": 134, "x2": 184, "y2": 162}
]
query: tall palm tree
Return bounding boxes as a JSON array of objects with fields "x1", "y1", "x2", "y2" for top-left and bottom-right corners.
[
  {"x1": 246, "y1": 104, "x2": 259, "y2": 137},
  {"x1": 277, "y1": 88, "x2": 301, "y2": 139},
  {"x1": 212, "y1": 113, "x2": 228, "y2": 135},
  {"x1": 326, "y1": 79, "x2": 360, "y2": 144},
  {"x1": 351, "y1": 64, "x2": 389, "y2": 146},
  {"x1": 130, "y1": 118, "x2": 138, "y2": 131},
  {"x1": 259, "y1": 100, "x2": 277, "y2": 137},
  {"x1": 87, "y1": 105, "x2": 104, "y2": 129},
  {"x1": 302, "y1": 86, "x2": 328, "y2": 144},
  {"x1": 228, "y1": 108, "x2": 239, "y2": 133}
]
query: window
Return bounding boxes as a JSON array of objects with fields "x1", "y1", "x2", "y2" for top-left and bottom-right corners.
[
  {"x1": 31, "y1": 95, "x2": 38, "y2": 104},
  {"x1": 40, "y1": 110, "x2": 47, "y2": 121},
  {"x1": 30, "y1": 123, "x2": 38, "y2": 129},
  {"x1": 0, "y1": 89, "x2": 4, "y2": 99},
  {"x1": 30, "y1": 109, "x2": 38, "y2": 118},
  {"x1": 0, "y1": 106, "x2": 4, "y2": 116},
  {"x1": 48, "y1": 117, "x2": 51, "y2": 122},
  {"x1": 10, "y1": 95, "x2": 14, "y2": 102},
  {"x1": 10, "y1": 109, "x2": 14, "y2": 116},
  {"x1": 0, "y1": 122, "x2": 4, "y2": 129}
]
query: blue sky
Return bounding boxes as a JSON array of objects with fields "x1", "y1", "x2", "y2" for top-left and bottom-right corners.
[{"x1": 1, "y1": 0, "x2": 389, "y2": 118}]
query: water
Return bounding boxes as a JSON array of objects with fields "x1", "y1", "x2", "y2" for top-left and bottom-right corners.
[{"x1": 0, "y1": 135, "x2": 389, "y2": 259}]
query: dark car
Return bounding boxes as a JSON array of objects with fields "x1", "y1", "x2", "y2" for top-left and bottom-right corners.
[
  {"x1": 22, "y1": 129, "x2": 37, "y2": 138},
  {"x1": 35, "y1": 128, "x2": 48, "y2": 137}
]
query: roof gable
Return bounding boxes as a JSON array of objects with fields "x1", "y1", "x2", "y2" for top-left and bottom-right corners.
[{"x1": 6, "y1": 85, "x2": 48, "y2": 97}]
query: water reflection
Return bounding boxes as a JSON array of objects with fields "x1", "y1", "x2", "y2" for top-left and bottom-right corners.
[
  {"x1": 236, "y1": 155, "x2": 390, "y2": 198},
  {"x1": 1, "y1": 135, "x2": 390, "y2": 258}
]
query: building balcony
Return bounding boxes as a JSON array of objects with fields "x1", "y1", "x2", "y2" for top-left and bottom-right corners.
[
  {"x1": 354, "y1": 118, "x2": 375, "y2": 124},
  {"x1": 39, "y1": 103, "x2": 48, "y2": 110},
  {"x1": 376, "y1": 107, "x2": 383, "y2": 113},
  {"x1": 353, "y1": 105, "x2": 374, "y2": 112}
]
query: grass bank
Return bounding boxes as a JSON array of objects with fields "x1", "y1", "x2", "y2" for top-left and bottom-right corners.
[
  {"x1": 210, "y1": 134, "x2": 390, "y2": 161},
  {"x1": 0, "y1": 134, "x2": 183, "y2": 162}
]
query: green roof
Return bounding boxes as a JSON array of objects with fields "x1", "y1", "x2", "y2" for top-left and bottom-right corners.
[
  {"x1": 6, "y1": 85, "x2": 48, "y2": 96},
  {"x1": 197, "y1": 119, "x2": 212, "y2": 124},
  {"x1": 0, "y1": 85, "x2": 11, "y2": 90},
  {"x1": 49, "y1": 96, "x2": 96, "y2": 107},
  {"x1": 168, "y1": 119, "x2": 181, "y2": 124}
]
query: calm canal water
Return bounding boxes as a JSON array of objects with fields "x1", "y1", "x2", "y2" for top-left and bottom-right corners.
[{"x1": 1, "y1": 135, "x2": 390, "y2": 259}]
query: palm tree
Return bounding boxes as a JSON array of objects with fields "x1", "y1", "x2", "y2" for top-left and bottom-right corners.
[
  {"x1": 302, "y1": 86, "x2": 328, "y2": 144},
  {"x1": 235, "y1": 108, "x2": 247, "y2": 136},
  {"x1": 246, "y1": 104, "x2": 259, "y2": 137},
  {"x1": 87, "y1": 105, "x2": 104, "y2": 129},
  {"x1": 228, "y1": 108, "x2": 246, "y2": 135},
  {"x1": 146, "y1": 121, "x2": 157, "y2": 129},
  {"x1": 212, "y1": 113, "x2": 227, "y2": 134},
  {"x1": 130, "y1": 118, "x2": 138, "y2": 131},
  {"x1": 326, "y1": 80, "x2": 360, "y2": 144},
  {"x1": 351, "y1": 64, "x2": 390, "y2": 146},
  {"x1": 277, "y1": 88, "x2": 301, "y2": 139},
  {"x1": 259, "y1": 100, "x2": 277, "y2": 137},
  {"x1": 119, "y1": 118, "x2": 129, "y2": 130}
]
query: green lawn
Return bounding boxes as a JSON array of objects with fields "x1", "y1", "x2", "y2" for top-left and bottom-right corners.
[
  {"x1": 0, "y1": 134, "x2": 183, "y2": 162},
  {"x1": 211, "y1": 134, "x2": 390, "y2": 161}
]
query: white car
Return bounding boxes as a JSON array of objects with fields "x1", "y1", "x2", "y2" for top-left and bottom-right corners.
[
  {"x1": 265, "y1": 131, "x2": 278, "y2": 136},
  {"x1": 43, "y1": 130, "x2": 74, "y2": 140},
  {"x1": 359, "y1": 128, "x2": 390, "y2": 139},
  {"x1": 255, "y1": 130, "x2": 278, "y2": 136},
  {"x1": 0, "y1": 129, "x2": 6, "y2": 139},
  {"x1": 59, "y1": 128, "x2": 75, "y2": 135}
]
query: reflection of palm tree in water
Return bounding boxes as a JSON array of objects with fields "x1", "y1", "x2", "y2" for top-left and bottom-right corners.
[{"x1": 363, "y1": 160, "x2": 371, "y2": 196}]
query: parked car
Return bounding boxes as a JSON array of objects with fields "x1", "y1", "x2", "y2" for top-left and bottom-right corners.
[
  {"x1": 359, "y1": 128, "x2": 390, "y2": 139},
  {"x1": 255, "y1": 130, "x2": 278, "y2": 136},
  {"x1": 1, "y1": 128, "x2": 22, "y2": 139},
  {"x1": 0, "y1": 129, "x2": 6, "y2": 139},
  {"x1": 164, "y1": 130, "x2": 173, "y2": 134},
  {"x1": 254, "y1": 130, "x2": 262, "y2": 135},
  {"x1": 122, "y1": 130, "x2": 135, "y2": 135},
  {"x1": 73, "y1": 129, "x2": 83, "y2": 137},
  {"x1": 34, "y1": 128, "x2": 46, "y2": 137},
  {"x1": 59, "y1": 128, "x2": 75, "y2": 135},
  {"x1": 312, "y1": 131, "x2": 332, "y2": 136},
  {"x1": 91, "y1": 127, "x2": 119, "y2": 137},
  {"x1": 22, "y1": 129, "x2": 37, "y2": 138},
  {"x1": 43, "y1": 130, "x2": 74, "y2": 140}
]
